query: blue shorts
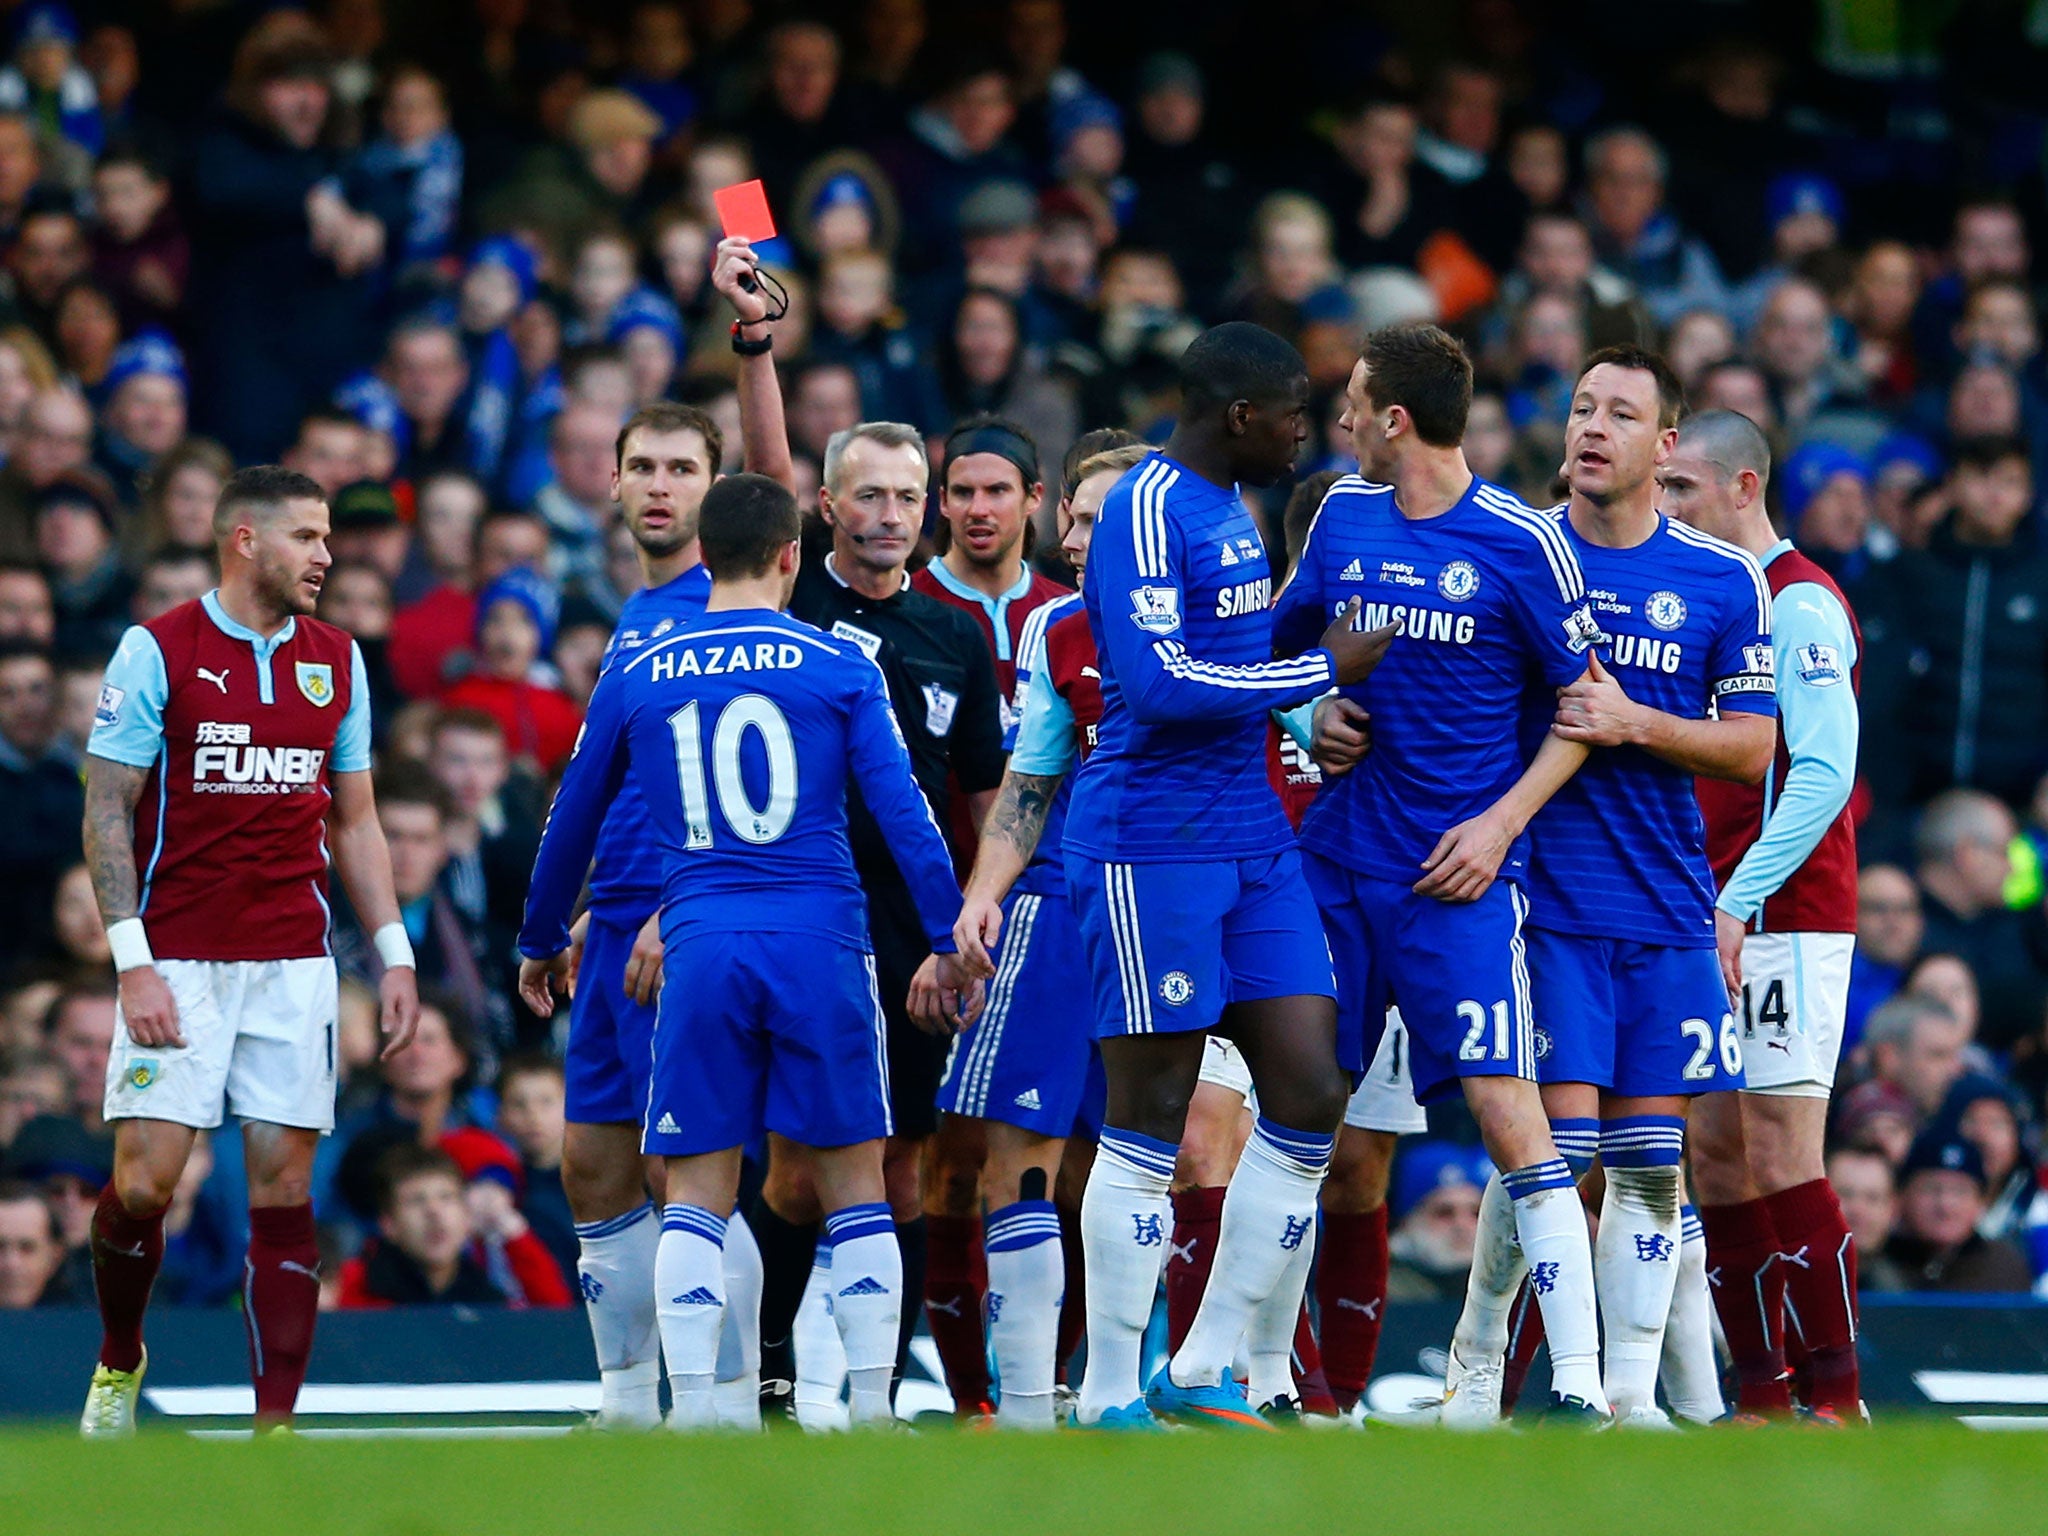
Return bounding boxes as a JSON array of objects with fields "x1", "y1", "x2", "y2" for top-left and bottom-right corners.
[
  {"x1": 564, "y1": 913, "x2": 657, "y2": 1125},
  {"x1": 1301, "y1": 851, "x2": 1534, "y2": 1101},
  {"x1": 642, "y1": 930, "x2": 892, "y2": 1157},
  {"x1": 1065, "y1": 849, "x2": 1335, "y2": 1038},
  {"x1": 936, "y1": 890, "x2": 1095, "y2": 1136},
  {"x1": 1527, "y1": 929, "x2": 1745, "y2": 1097}
]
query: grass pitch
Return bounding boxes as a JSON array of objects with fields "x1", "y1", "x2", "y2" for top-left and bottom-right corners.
[{"x1": 2, "y1": 1420, "x2": 2042, "y2": 1536}]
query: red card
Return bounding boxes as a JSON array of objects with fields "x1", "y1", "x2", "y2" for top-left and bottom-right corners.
[{"x1": 713, "y1": 180, "x2": 777, "y2": 243}]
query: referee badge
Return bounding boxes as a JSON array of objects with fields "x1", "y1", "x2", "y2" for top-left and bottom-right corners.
[{"x1": 296, "y1": 661, "x2": 335, "y2": 707}]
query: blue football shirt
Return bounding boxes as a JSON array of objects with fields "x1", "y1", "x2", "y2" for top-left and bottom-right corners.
[
  {"x1": 583, "y1": 564, "x2": 712, "y2": 922},
  {"x1": 1523, "y1": 512, "x2": 1776, "y2": 947},
  {"x1": 519, "y1": 607, "x2": 962, "y2": 957},
  {"x1": 1066, "y1": 452, "x2": 1336, "y2": 862},
  {"x1": 1271, "y1": 474, "x2": 1600, "y2": 886}
]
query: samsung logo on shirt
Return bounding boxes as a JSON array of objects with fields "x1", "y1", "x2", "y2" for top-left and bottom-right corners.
[
  {"x1": 649, "y1": 642, "x2": 808, "y2": 680},
  {"x1": 1349, "y1": 600, "x2": 1477, "y2": 646},
  {"x1": 1215, "y1": 576, "x2": 1272, "y2": 618},
  {"x1": 1608, "y1": 634, "x2": 1685, "y2": 675}
]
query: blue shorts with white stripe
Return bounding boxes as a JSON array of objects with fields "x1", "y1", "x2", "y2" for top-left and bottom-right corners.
[
  {"x1": 642, "y1": 930, "x2": 892, "y2": 1157},
  {"x1": 936, "y1": 888, "x2": 1096, "y2": 1136},
  {"x1": 1065, "y1": 848, "x2": 1335, "y2": 1041},
  {"x1": 1302, "y1": 849, "x2": 1537, "y2": 1101},
  {"x1": 1526, "y1": 928, "x2": 1744, "y2": 1098}
]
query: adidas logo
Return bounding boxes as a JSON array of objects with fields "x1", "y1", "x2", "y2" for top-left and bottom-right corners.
[
  {"x1": 656, "y1": 1113, "x2": 681, "y2": 1135},
  {"x1": 837, "y1": 1276, "x2": 888, "y2": 1298},
  {"x1": 1013, "y1": 1088, "x2": 1042, "y2": 1110},
  {"x1": 1219, "y1": 543, "x2": 1240, "y2": 566},
  {"x1": 1339, "y1": 558, "x2": 1364, "y2": 582},
  {"x1": 670, "y1": 1286, "x2": 719, "y2": 1306}
]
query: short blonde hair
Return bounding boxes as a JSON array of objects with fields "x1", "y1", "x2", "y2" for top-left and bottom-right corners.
[{"x1": 1074, "y1": 444, "x2": 1152, "y2": 485}]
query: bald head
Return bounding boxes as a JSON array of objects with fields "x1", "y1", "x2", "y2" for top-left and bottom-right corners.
[
  {"x1": 1660, "y1": 408, "x2": 1773, "y2": 547},
  {"x1": 1675, "y1": 409, "x2": 1772, "y2": 489}
]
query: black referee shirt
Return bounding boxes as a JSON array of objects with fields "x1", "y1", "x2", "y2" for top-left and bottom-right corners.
[{"x1": 791, "y1": 556, "x2": 1004, "y2": 946}]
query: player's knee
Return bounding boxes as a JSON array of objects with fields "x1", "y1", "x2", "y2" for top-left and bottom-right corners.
[
  {"x1": 925, "y1": 1155, "x2": 982, "y2": 1217},
  {"x1": 1121, "y1": 1079, "x2": 1193, "y2": 1146},
  {"x1": 762, "y1": 1160, "x2": 820, "y2": 1221},
  {"x1": 112, "y1": 1163, "x2": 175, "y2": 1216},
  {"x1": 1265, "y1": 1068, "x2": 1350, "y2": 1140},
  {"x1": 1325, "y1": 1131, "x2": 1393, "y2": 1212}
]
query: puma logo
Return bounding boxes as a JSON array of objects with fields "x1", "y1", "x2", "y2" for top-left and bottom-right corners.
[
  {"x1": 1168, "y1": 1238, "x2": 1197, "y2": 1266},
  {"x1": 1335, "y1": 1297, "x2": 1382, "y2": 1319},
  {"x1": 280, "y1": 1260, "x2": 320, "y2": 1280},
  {"x1": 198, "y1": 666, "x2": 230, "y2": 693},
  {"x1": 924, "y1": 1296, "x2": 963, "y2": 1318},
  {"x1": 1081, "y1": 666, "x2": 1100, "y2": 679},
  {"x1": 1778, "y1": 1246, "x2": 1811, "y2": 1271}
]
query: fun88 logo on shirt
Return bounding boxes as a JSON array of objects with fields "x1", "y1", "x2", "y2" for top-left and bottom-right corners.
[{"x1": 192, "y1": 721, "x2": 326, "y2": 794}]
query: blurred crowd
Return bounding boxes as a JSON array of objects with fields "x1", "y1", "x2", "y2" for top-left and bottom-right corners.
[{"x1": 7, "y1": 0, "x2": 2048, "y2": 1315}]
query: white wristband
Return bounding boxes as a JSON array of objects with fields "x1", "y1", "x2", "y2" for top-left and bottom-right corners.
[
  {"x1": 106, "y1": 918, "x2": 154, "y2": 973},
  {"x1": 373, "y1": 921, "x2": 417, "y2": 971}
]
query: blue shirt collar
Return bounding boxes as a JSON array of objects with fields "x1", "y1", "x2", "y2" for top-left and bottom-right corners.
[
  {"x1": 201, "y1": 589, "x2": 297, "y2": 656},
  {"x1": 920, "y1": 555, "x2": 1034, "y2": 608},
  {"x1": 1762, "y1": 538, "x2": 1795, "y2": 568}
]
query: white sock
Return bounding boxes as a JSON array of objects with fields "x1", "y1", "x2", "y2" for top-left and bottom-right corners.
[
  {"x1": 655, "y1": 1204, "x2": 727, "y2": 1429},
  {"x1": 986, "y1": 1199, "x2": 1062, "y2": 1429},
  {"x1": 1451, "y1": 1172, "x2": 1528, "y2": 1362},
  {"x1": 1661, "y1": 1204, "x2": 1726, "y2": 1423},
  {"x1": 714, "y1": 1210, "x2": 763, "y2": 1430},
  {"x1": 793, "y1": 1240, "x2": 849, "y2": 1431},
  {"x1": 574, "y1": 1202, "x2": 662, "y2": 1427},
  {"x1": 1078, "y1": 1129, "x2": 1176, "y2": 1423},
  {"x1": 824, "y1": 1203, "x2": 901, "y2": 1426},
  {"x1": 1503, "y1": 1159, "x2": 1608, "y2": 1413},
  {"x1": 1172, "y1": 1118, "x2": 1332, "y2": 1390},
  {"x1": 1595, "y1": 1164, "x2": 1683, "y2": 1413},
  {"x1": 1596, "y1": 1117, "x2": 1686, "y2": 1415},
  {"x1": 1243, "y1": 1210, "x2": 1316, "y2": 1407}
]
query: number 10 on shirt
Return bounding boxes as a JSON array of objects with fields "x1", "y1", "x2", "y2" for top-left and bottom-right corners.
[{"x1": 668, "y1": 695, "x2": 798, "y2": 848}]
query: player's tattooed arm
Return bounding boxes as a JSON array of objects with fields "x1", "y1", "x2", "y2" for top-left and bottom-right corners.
[
  {"x1": 81, "y1": 756, "x2": 148, "y2": 922},
  {"x1": 953, "y1": 769, "x2": 1061, "y2": 976},
  {"x1": 982, "y1": 770, "x2": 1060, "y2": 865},
  {"x1": 84, "y1": 756, "x2": 186, "y2": 1047}
]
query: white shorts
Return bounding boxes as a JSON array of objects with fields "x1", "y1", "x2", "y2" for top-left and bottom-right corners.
[
  {"x1": 1345, "y1": 1008, "x2": 1429, "y2": 1134},
  {"x1": 1734, "y1": 932, "x2": 1855, "y2": 1099},
  {"x1": 105, "y1": 957, "x2": 340, "y2": 1132},
  {"x1": 1197, "y1": 1033, "x2": 1252, "y2": 1100}
]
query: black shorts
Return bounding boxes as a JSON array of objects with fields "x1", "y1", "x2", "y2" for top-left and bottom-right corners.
[{"x1": 870, "y1": 896, "x2": 944, "y2": 1141}]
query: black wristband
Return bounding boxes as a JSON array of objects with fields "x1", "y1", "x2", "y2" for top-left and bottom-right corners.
[{"x1": 731, "y1": 323, "x2": 773, "y2": 357}]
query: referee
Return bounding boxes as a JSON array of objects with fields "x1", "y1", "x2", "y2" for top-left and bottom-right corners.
[{"x1": 711, "y1": 235, "x2": 1006, "y2": 1400}]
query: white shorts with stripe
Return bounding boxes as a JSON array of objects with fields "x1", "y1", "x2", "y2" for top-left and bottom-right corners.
[{"x1": 105, "y1": 957, "x2": 339, "y2": 1132}]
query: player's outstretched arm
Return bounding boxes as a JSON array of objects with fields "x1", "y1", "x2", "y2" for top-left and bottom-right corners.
[
  {"x1": 83, "y1": 754, "x2": 183, "y2": 1048},
  {"x1": 1552, "y1": 652, "x2": 1775, "y2": 781},
  {"x1": 713, "y1": 236, "x2": 797, "y2": 495},
  {"x1": 330, "y1": 769, "x2": 422, "y2": 1059},
  {"x1": 517, "y1": 674, "x2": 631, "y2": 1014},
  {"x1": 954, "y1": 768, "x2": 1062, "y2": 976},
  {"x1": 1416, "y1": 732, "x2": 1590, "y2": 903}
]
